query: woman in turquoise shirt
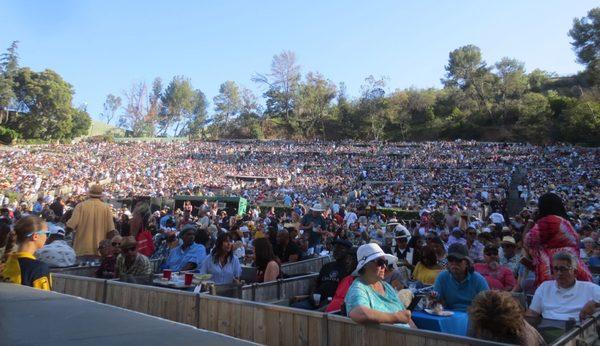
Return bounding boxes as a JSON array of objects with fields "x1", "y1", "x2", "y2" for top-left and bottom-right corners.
[{"x1": 345, "y1": 243, "x2": 415, "y2": 328}]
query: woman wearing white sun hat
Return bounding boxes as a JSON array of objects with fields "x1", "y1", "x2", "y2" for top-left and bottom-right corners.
[{"x1": 344, "y1": 243, "x2": 415, "y2": 327}]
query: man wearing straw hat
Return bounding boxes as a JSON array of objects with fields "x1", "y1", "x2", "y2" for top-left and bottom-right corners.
[
  {"x1": 300, "y1": 203, "x2": 328, "y2": 252},
  {"x1": 67, "y1": 184, "x2": 115, "y2": 257}
]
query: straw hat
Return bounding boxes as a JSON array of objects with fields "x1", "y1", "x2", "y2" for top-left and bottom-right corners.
[{"x1": 88, "y1": 184, "x2": 104, "y2": 198}]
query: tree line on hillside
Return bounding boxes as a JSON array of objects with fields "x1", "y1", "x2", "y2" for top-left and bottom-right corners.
[
  {"x1": 105, "y1": 7, "x2": 599, "y2": 145},
  {"x1": 0, "y1": 7, "x2": 598, "y2": 145}
]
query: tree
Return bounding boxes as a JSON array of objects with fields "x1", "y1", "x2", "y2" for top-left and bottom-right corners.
[
  {"x1": 10, "y1": 68, "x2": 75, "y2": 139},
  {"x1": 212, "y1": 80, "x2": 242, "y2": 136},
  {"x1": 570, "y1": 8, "x2": 600, "y2": 84},
  {"x1": 160, "y1": 76, "x2": 196, "y2": 136},
  {"x1": 359, "y1": 76, "x2": 389, "y2": 140},
  {"x1": 240, "y1": 87, "x2": 261, "y2": 118},
  {"x1": 101, "y1": 94, "x2": 122, "y2": 125},
  {"x1": 296, "y1": 72, "x2": 337, "y2": 138},
  {"x1": 443, "y1": 45, "x2": 494, "y2": 117},
  {"x1": 0, "y1": 42, "x2": 18, "y2": 123},
  {"x1": 119, "y1": 82, "x2": 155, "y2": 137},
  {"x1": 184, "y1": 89, "x2": 208, "y2": 138},
  {"x1": 494, "y1": 57, "x2": 528, "y2": 122},
  {"x1": 0, "y1": 41, "x2": 19, "y2": 78},
  {"x1": 562, "y1": 100, "x2": 600, "y2": 145},
  {"x1": 253, "y1": 50, "x2": 301, "y2": 121},
  {"x1": 569, "y1": 8, "x2": 600, "y2": 67},
  {"x1": 516, "y1": 93, "x2": 552, "y2": 143},
  {"x1": 528, "y1": 69, "x2": 554, "y2": 92},
  {"x1": 70, "y1": 105, "x2": 92, "y2": 138},
  {"x1": 0, "y1": 75, "x2": 14, "y2": 123}
]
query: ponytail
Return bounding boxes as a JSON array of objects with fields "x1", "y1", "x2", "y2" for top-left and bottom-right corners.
[
  {"x1": 2, "y1": 230, "x2": 17, "y2": 262},
  {"x1": 1, "y1": 216, "x2": 46, "y2": 262}
]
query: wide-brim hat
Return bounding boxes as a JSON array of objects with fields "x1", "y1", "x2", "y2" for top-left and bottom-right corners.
[
  {"x1": 352, "y1": 243, "x2": 397, "y2": 276},
  {"x1": 87, "y1": 184, "x2": 104, "y2": 198},
  {"x1": 310, "y1": 203, "x2": 326, "y2": 212},
  {"x1": 501, "y1": 236, "x2": 516, "y2": 245}
]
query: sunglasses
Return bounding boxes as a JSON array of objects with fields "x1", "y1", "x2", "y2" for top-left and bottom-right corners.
[
  {"x1": 484, "y1": 251, "x2": 499, "y2": 256},
  {"x1": 552, "y1": 265, "x2": 572, "y2": 273},
  {"x1": 112, "y1": 242, "x2": 121, "y2": 247},
  {"x1": 372, "y1": 258, "x2": 387, "y2": 268},
  {"x1": 122, "y1": 246, "x2": 137, "y2": 252},
  {"x1": 27, "y1": 230, "x2": 50, "y2": 237}
]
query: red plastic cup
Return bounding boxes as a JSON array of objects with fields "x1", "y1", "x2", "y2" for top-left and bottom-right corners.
[
  {"x1": 163, "y1": 269, "x2": 172, "y2": 280},
  {"x1": 184, "y1": 272, "x2": 193, "y2": 286}
]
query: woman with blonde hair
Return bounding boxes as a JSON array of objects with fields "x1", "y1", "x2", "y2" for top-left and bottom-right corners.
[
  {"x1": 468, "y1": 290, "x2": 545, "y2": 345},
  {"x1": 1, "y1": 216, "x2": 52, "y2": 290}
]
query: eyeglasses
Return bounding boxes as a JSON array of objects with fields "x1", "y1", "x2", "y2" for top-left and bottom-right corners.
[
  {"x1": 448, "y1": 257, "x2": 463, "y2": 263},
  {"x1": 112, "y1": 242, "x2": 121, "y2": 247},
  {"x1": 552, "y1": 265, "x2": 572, "y2": 273}
]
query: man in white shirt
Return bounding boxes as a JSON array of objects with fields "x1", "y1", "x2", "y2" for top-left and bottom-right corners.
[
  {"x1": 344, "y1": 208, "x2": 358, "y2": 227},
  {"x1": 527, "y1": 252, "x2": 600, "y2": 322},
  {"x1": 35, "y1": 224, "x2": 77, "y2": 268}
]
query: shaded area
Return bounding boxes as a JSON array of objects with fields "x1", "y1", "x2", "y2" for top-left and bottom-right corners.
[{"x1": 0, "y1": 283, "x2": 255, "y2": 346}]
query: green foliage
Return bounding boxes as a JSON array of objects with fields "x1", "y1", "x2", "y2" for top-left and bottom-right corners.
[
  {"x1": 569, "y1": 7, "x2": 600, "y2": 85},
  {"x1": 562, "y1": 100, "x2": 600, "y2": 145},
  {"x1": 9, "y1": 68, "x2": 76, "y2": 139},
  {"x1": 160, "y1": 76, "x2": 198, "y2": 136},
  {"x1": 376, "y1": 208, "x2": 420, "y2": 220},
  {"x1": 0, "y1": 125, "x2": 19, "y2": 144},
  {"x1": 70, "y1": 107, "x2": 92, "y2": 138}
]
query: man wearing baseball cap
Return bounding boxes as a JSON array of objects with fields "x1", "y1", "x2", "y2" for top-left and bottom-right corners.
[
  {"x1": 433, "y1": 243, "x2": 489, "y2": 311},
  {"x1": 35, "y1": 224, "x2": 76, "y2": 268}
]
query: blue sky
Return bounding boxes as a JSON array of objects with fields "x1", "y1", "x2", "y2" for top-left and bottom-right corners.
[{"x1": 0, "y1": 0, "x2": 597, "y2": 121}]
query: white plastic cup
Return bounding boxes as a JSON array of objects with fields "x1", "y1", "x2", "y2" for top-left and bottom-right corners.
[{"x1": 313, "y1": 293, "x2": 321, "y2": 305}]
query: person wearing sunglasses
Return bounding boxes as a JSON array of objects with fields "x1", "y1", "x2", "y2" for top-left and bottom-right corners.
[
  {"x1": 474, "y1": 245, "x2": 516, "y2": 291},
  {"x1": 433, "y1": 243, "x2": 489, "y2": 312},
  {"x1": 96, "y1": 239, "x2": 116, "y2": 278},
  {"x1": 526, "y1": 251, "x2": 600, "y2": 322},
  {"x1": 115, "y1": 236, "x2": 152, "y2": 278},
  {"x1": 0, "y1": 216, "x2": 52, "y2": 290},
  {"x1": 345, "y1": 243, "x2": 415, "y2": 328}
]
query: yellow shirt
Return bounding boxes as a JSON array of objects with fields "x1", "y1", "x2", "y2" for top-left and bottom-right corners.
[
  {"x1": 412, "y1": 262, "x2": 442, "y2": 286},
  {"x1": 1, "y1": 252, "x2": 52, "y2": 290}
]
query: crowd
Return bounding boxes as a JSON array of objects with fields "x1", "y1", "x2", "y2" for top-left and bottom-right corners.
[
  {"x1": 0, "y1": 140, "x2": 597, "y2": 216},
  {"x1": 0, "y1": 139, "x2": 599, "y2": 345}
]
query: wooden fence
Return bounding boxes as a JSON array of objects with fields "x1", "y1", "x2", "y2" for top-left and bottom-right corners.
[
  {"x1": 51, "y1": 265, "x2": 99, "y2": 277},
  {"x1": 50, "y1": 273, "x2": 598, "y2": 346},
  {"x1": 240, "y1": 273, "x2": 318, "y2": 302},
  {"x1": 281, "y1": 256, "x2": 331, "y2": 276}
]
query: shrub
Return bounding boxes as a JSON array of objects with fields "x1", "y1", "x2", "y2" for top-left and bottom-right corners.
[{"x1": 0, "y1": 126, "x2": 19, "y2": 144}]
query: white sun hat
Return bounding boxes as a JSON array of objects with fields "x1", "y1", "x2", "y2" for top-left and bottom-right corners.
[
  {"x1": 352, "y1": 243, "x2": 397, "y2": 276},
  {"x1": 310, "y1": 203, "x2": 326, "y2": 212}
]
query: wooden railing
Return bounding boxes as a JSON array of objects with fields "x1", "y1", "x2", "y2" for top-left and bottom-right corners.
[
  {"x1": 280, "y1": 256, "x2": 331, "y2": 276},
  {"x1": 50, "y1": 273, "x2": 523, "y2": 346},
  {"x1": 51, "y1": 265, "x2": 99, "y2": 277},
  {"x1": 240, "y1": 273, "x2": 318, "y2": 302}
]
